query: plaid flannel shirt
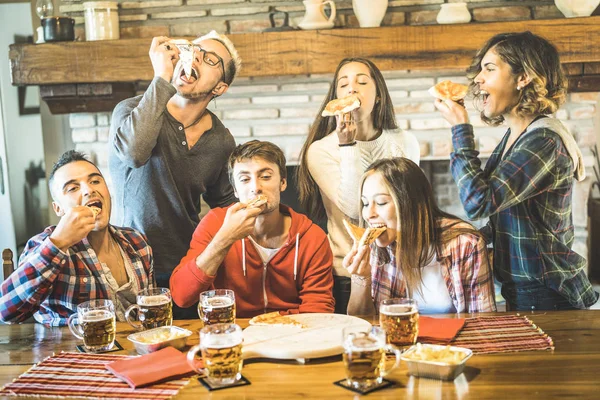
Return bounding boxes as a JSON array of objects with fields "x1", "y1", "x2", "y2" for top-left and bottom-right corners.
[
  {"x1": 371, "y1": 219, "x2": 496, "y2": 313},
  {"x1": 450, "y1": 123, "x2": 598, "y2": 309},
  {"x1": 0, "y1": 225, "x2": 154, "y2": 326}
]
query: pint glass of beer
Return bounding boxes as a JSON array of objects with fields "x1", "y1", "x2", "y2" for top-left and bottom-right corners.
[
  {"x1": 187, "y1": 323, "x2": 243, "y2": 386},
  {"x1": 342, "y1": 326, "x2": 402, "y2": 390},
  {"x1": 67, "y1": 299, "x2": 116, "y2": 352},
  {"x1": 125, "y1": 288, "x2": 173, "y2": 330},
  {"x1": 198, "y1": 289, "x2": 236, "y2": 326},
  {"x1": 379, "y1": 298, "x2": 419, "y2": 349}
]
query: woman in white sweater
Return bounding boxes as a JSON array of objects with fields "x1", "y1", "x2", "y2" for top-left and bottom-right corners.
[{"x1": 296, "y1": 57, "x2": 420, "y2": 313}]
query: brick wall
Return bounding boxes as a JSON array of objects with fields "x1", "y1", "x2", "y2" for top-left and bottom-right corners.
[{"x1": 62, "y1": 0, "x2": 599, "y2": 270}]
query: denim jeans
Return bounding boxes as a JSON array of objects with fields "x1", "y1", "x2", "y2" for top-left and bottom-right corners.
[
  {"x1": 501, "y1": 282, "x2": 576, "y2": 311},
  {"x1": 333, "y1": 275, "x2": 351, "y2": 314}
]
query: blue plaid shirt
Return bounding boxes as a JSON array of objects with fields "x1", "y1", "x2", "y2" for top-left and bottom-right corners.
[
  {"x1": 0, "y1": 225, "x2": 154, "y2": 326},
  {"x1": 450, "y1": 122, "x2": 598, "y2": 309}
]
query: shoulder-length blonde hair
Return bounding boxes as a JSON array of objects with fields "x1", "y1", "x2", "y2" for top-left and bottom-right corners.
[
  {"x1": 360, "y1": 158, "x2": 483, "y2": 296},
  {"x1": 467, "y1": 31, "x2": 567, "y2": 126},
  {"x1": 296, "y1": 57, "x2": 398, "y2": 222}
]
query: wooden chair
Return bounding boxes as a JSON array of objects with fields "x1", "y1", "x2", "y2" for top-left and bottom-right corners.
[{"x1": 2, "y1": 248, "x2": 14, "y2": 280}]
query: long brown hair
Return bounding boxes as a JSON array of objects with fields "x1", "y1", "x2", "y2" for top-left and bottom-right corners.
[
  {"x1": 467, "y1": 31, "x2": 567, "y2": 126},
  {"x1": 296, "y1": 57, "x2": 398, "y2": 222},
  {"x1": 360, "y1": 158, "x2": 483, "y2": 296}
]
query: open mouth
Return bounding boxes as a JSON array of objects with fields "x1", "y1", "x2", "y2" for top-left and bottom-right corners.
[
  {"x1": 86, "y1": 200, "x2": 103, "y2": 215},
  {"x1": 479, "y1": 90, "x2": 489, "y2": 105},
  {"x1": 180, "y1": 67, "x2": 198, "y2": 83},
  {"x1": 369, "y1": 222, "x2": 386, "y2": 229}
]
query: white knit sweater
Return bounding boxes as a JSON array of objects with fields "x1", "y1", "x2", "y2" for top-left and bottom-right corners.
[{"x1": 307, "y1": 129, "x2": 420, "y2": 276}]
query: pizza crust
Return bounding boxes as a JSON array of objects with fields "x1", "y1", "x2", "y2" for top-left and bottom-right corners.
[
  {"x1": 243, "y1": 194, "x2": 267, "y2": 209},
  {"x1": 321, "y1": 95, "x2": 361, "y2": 117},
  {"x1": 343, "y1": 220, "x2": 386, "y2": 246},
  {"x1": 428, "y1": 80, "x2": 468, "y2": 102},
  {"x1": 248, "y1": 311, "x2": 307, "y2": 328}
]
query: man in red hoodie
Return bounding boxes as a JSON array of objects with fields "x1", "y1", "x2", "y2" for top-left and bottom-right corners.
[{"x1": 170, "y1": 140, "x2": 335, "y2": 317}]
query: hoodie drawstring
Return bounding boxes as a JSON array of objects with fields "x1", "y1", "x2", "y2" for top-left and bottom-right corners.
[
  {"x1": 293, "y1": 233, "x2": 299, "y2": 281},
  {"x1": 242, "y1": 238, "x2": 247, "y2": 277}
]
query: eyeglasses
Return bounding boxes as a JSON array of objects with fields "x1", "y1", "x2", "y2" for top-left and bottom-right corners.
[{"x1": 192, "y1": 45, "x2": 227, "y2": 83}]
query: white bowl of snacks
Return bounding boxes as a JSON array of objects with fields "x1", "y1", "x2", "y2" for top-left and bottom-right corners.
[
  {"x1": 400, "y1": 343, "x2": 472, "y2": 380},
  {"x1": 127, "y1": 326, "x2": 193, "y2": 355}
]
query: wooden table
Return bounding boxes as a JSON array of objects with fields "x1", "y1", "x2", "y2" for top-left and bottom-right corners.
[{"x1": 1, "y1": 311, "x2": 599, "y2": 399}]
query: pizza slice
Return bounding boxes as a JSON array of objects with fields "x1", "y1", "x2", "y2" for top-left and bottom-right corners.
[
  {"x1": 170, "y1": 39, "x2": 194, "y2": 80},
  {"x1": 321, "y1": 94, "x2": 361, "y2": 117},
  {"x1": 428, "y1": 80, "x2": 468, "y2": 102},
  {"x1": 243, "y1": 194, "x2": 267, "y2": 209},
  {"x1": 343, "y1": 220, "x2": 386, "y2": 246},
  {"x1": 87, "y1": 205, "x2": 101, "y2": 218},
  {"x1": 248, "y1": 311, "x2": 307, "y2": 328}
]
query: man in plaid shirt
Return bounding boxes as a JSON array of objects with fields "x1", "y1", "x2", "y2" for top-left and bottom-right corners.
[{"x1": 0, "y1": 151, "x2": 154, "y2": 326}]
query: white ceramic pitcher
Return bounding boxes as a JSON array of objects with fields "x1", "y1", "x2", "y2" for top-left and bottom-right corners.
[{"x1": 299, "y1": 0, "x2": 336, "y2": 30}]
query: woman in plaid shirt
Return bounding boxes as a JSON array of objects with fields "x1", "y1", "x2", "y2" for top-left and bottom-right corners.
[
  {"x1": 344, "y1": 158, "x2": 496, "y2": 315},
  {"x1": 434, "y1": 32, "x2": 598, "y2": 310}
]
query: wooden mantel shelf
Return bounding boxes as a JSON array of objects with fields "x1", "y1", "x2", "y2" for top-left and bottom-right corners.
[{"x1": 9, "y1": 16, "x2": 600, "y2": 86}]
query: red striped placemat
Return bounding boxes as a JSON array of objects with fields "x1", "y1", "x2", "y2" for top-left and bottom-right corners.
[
  {"x1": 420, "y1": 315, "x2": 554, "y2": 354},
  {"x1": 0, "y1": 352, "x2": 190, "y2": 400}
]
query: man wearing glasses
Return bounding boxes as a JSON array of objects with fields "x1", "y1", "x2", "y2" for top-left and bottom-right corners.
[{"x1": 108, "y1": 31, "x2": 241, "y2": 318}]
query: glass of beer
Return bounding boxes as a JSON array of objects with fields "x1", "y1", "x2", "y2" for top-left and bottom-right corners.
[
  {"x1": 125, "y1": 288, "x2": 173, "y2": 330},
  {"x1": 187, "y1": 323, "x2": 243, "y2": 386},
  {"x1": 198, "y1": 289, "x2": 236, "y2": 326},
  {"x1": 379, "y1": 298, "x2": 419, "y2": 349},
  {"x1": 342, "y1": 326, "x2": 402, "y2": 390},
  {"x1": 67, "y1": 299, "x2": 116, "y2": 352}
]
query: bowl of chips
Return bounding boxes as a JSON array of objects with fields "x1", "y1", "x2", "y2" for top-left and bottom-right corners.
[
  {"x1": 127, "y1": 326, "x2": 193, "y2": 355},
  {"x1": 400, "y1": 343, "x2": 472, "y2": 380}
]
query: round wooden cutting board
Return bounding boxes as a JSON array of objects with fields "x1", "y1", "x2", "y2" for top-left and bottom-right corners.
[{"x1": 242, "y1": 313, "x2": 371, "y2": 361}]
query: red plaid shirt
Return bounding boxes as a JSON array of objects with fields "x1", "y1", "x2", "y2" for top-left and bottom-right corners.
[
  {"x1": 0, "y1": 225, "x2": 154, "y2": 326},
  {"x1": 371, "y1": 219, "x2": 496, "y2": 313}
]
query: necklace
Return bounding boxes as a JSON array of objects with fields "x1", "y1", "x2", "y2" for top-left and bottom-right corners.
[{"x1": 184, "y1": 109, "x2": 207, "y2": 129}]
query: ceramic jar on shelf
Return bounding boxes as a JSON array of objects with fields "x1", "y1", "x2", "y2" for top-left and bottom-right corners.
[{"x1": 436, "y1": 2, "x2": 471, "y2": 24}]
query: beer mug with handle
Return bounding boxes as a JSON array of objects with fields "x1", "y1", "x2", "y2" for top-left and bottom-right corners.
[
  {"x1": 68, "y1": 299, "x2": 116, "y2": 352},
  {"x1": 125, "y1": 288, "x2": 173, "y2": 330},
  {"x1": 342, "y1": 326, "x2": 402, "y2": 390},
  {"x1": 198, "y1": 289, "x2": 236, "y2": 326},
  {"x1": 187, "y1": 323, "x2": 243, "y2": 385},
  {"x1": 379, "y1": 298, "x2": 419, "y2": 349}
]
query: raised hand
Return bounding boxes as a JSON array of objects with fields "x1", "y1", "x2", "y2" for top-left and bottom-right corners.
[
  {"x1": 49, "y1": 206, "x2": 97, "y2": 252},
  {"x1": 335, "y1": 113, "x2": 357, "y2": 145},
  {"x1": 434, "y1": 98, "x2": 470, "y2": 127},
  {"x1": 343, "y1": 242, "x2": 371, "y2": 278},
  {"x1": 149, "y1": 36, "x2": 180, "y2": 83},
  {"x1": 217, "y1": 202, "x2": 263, "y2": 245}
]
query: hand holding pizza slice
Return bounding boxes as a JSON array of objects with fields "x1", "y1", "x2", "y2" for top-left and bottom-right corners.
[{"x1": 342, "y1": 220, "x2": 386, "y2": 247}]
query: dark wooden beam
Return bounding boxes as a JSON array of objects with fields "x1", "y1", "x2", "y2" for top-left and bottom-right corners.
[
  {"x1": 567, "y1": 75, "x2": 600, "y2": 92},
  {"x1": 40, "y1": 83, "x2": 136, "y2": 114},
  {"x1": 9, "y1": 16, "x2": 600, "y2": 86}
]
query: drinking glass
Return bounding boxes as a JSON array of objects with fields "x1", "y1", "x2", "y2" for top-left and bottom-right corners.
[
  {"x1": 198, "y1": 289, "x2": 236, "y2": 326},
  {"x1": 187, "y1": 323, "x2": 243, "y2": 385},
  {"x1": 125, "y1": 287, "x2": 173, "y2": 330},
  {"x1": 67, "y1": 299, "x2": 116, "y2": 352},
  {"x1": 379, "y1": 298, "x2": 419, "y2": 349},
  {"x1": 342, "y1": 326, "x2": 402, "y2": 390}
]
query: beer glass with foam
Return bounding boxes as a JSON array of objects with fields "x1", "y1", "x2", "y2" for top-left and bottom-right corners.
[
  {"x1": 198, "y1": 289, "x2": 236, "y2": 326},
  {"x1": 67, "y1": 299, "x2": 116, "y2": 352},
  {"x1": 125, "y1": 288, "x2": 173, "y2": 330},
  {"x1": 342, "y1": 326, "x2": 402, "y2": 390},
  {"x1": 379, "y1": 298, "x2": 419, "y2": 349},
  {"x1": 187, "y1": 323, "x2": 243, "y2": 385}
]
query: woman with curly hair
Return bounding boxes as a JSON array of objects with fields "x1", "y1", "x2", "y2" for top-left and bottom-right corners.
[
  {"x1": 344, "y1": 158, "x2": 496, "y2": 316},
  {"x1": 434, "y1": 31, "x2": 598, "y2": 311},
  {"x1": 296, "y1": 58, "x2": 419, "y2": 313}
]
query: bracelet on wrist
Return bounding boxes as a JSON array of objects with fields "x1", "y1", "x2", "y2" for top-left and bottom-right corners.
[
  {"x1": 351, "y1": 274, "x2": 371, "y2": 287},
  {"x1": 338, "y1": 141, "x2": 357, "y2": 147}
]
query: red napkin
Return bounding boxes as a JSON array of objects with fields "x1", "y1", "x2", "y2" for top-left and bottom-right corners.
[
  {"x1": 106, "y1": 347, "x2": 198, "y2": 389},
  {"x1": 418, "y1": 316, "x2": 465, "y2": 343}
]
